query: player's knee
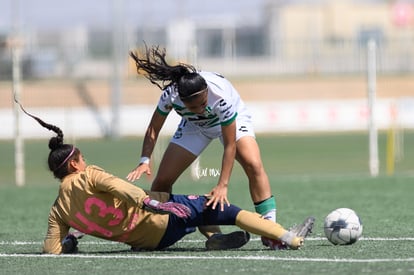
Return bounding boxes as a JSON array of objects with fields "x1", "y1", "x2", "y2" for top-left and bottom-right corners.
[{"x1": 243, "y1": 160, "x2": 265, "y2": 177}]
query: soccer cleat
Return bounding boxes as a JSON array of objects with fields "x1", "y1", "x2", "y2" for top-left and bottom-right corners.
[
  {"x1": 262, "y1": 216, "x2": 315, "y2": 250},
  {"x1": 205, "y1": 231, "x2": 250, "y2": 250},
  {"x1": 290, "y1": 216, "x2": 315, "y2": 238},
  {"x1": 285, "y1": 216, "x2": 315, "y2": 250},
  {"x1": 261, "y1": 236, "x2": 288, "y2": 250}
]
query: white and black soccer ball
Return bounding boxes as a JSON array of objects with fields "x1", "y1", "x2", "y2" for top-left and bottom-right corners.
[{"x1": 324, "y1": 208, "x2": 363, "y2": 245}]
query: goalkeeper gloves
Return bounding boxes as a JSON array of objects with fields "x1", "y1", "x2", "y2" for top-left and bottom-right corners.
[
  {"x1": 143, "y1": 197, "x2": 191, "y2": 218},
  {"x1": 61, "y1": 230, "x2": 85, "y2": 254}
]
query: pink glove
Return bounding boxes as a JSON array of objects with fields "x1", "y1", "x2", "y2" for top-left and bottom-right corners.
[{"x1": 143, "y1": 197, "x2": 191, "y2": 218}]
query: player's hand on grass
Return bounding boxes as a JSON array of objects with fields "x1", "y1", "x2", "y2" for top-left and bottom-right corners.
[
  {"x1": 205, "y1": 184, "x2": 230, "y2": 211},
  {"x1": 61, "y1": 230, "x2": 84, "y2": 254},
  {"x1": 126, "y1": 163, "x2": 151, "y2": 182},
  {"x1": 143, "y1": 197, "x2": 191, "y2": 218}
]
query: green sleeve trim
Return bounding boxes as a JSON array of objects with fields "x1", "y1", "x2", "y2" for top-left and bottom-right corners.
[
  {"x1": 156, "y1": 106, "x2": 170, "y2": 116},
  {"x1": 220, "y1": 112, "x2": 237, "y2": 126}
]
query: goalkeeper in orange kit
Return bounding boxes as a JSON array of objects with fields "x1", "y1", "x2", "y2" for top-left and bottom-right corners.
[{"x1": 16, "y1": 101, "x2": 314, "y2": 254}]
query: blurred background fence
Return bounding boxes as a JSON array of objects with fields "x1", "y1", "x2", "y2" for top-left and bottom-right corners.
[
  {"x1": 1, "y1": 0, "x2": 414, "y2": 186},
  {"x1": 1, "y1": 0, "x2": 414, "y2": 139},
  {"x1": 1, "y1": 0, "x2": 414, "y2": 79}
]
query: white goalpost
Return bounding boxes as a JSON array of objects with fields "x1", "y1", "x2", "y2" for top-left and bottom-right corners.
[
  {"x1": 13, "y1": 42, "x2": 25, "y2": 187},
  {"x1": 12, "y1": 0, "x2": 25, "y2": 186},
  {"x1": 367, "y1": 39, "x2": 379, "y2": 177}
]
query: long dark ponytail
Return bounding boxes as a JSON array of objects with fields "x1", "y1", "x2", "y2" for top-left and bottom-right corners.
[
  {"x1": 14, "y1": 98, "x2": 79, "y2": 180},
  {"x1": 130, "y1": 45, "x2": 207, "y2": 100}
]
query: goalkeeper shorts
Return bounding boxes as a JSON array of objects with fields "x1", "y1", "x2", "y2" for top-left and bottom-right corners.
[{"x1": 156, "y1": 194, "x2": 242, "y2": 249}]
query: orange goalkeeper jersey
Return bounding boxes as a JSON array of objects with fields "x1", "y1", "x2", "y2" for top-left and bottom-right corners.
[{"x1": 42, "y1": 165, "x2": 169, "y2": 254}]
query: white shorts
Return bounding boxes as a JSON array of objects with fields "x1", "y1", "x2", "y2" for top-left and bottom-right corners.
[{"x1": 170, "y1": 114, "x2": 255, "y2": 156}]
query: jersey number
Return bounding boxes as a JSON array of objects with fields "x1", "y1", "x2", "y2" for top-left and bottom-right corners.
[{"x1": 69, "y1": 197, "x2": 125, "y2": 238}]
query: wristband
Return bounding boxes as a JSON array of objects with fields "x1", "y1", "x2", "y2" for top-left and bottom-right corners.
[{"x1": 139, "y1": 156, "x2": 150, "y2": 165}]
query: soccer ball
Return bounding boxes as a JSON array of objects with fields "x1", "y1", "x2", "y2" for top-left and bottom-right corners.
[{"x1": 323, "y1": 208, "x2": 363, "y2": 245}]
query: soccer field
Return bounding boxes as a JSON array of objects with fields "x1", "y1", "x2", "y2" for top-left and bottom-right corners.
[{"x1": 0, "y1": 132, "x2": 413, "y2": 274}]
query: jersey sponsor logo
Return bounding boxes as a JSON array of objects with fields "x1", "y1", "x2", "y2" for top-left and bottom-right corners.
[
  {"x1": 173, "y1": 131, "x2": 183, "y2": 139},
  {"x1": 218, "y1": 100, "x2": 234, "y2": 118},
  {"x1": 218, "y1": 99, "x2": 227, "y2": 107},
  {"x1": 223, "y1": 111, "x2": 234, "y2": 121},
  {"x1": 238, "y1": 125, "x2": 248, "y2": 132},
  {"x1": 173, "y1": 123, "x2": 184, "y2": 139},
  {"x1": 213, "y1": 72, "x2": 224, "y2": 78},
  {"x1": 219, "y1": 105, "x2": 232, "y2": 114},
  {"x1": 188, "y1": 116, "x2": 220, "y2": 128},
  {"x1": 161, "y1": 88, "x2": 172, "y2": 100}
]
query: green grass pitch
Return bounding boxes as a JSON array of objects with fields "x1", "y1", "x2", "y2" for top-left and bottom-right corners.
[{"x1": 0, "y1": 131, "x2": 413, "y2": 274}]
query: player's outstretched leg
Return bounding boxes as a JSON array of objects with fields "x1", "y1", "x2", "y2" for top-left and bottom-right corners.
[
  {"x1": 205, "y1": 231, "x2": 250, "y2": 250},
  {"x1": 235, "y1": 210, "x2": 315, "y2": 250}
]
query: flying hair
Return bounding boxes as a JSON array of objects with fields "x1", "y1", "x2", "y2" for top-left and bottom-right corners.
[
  {"x1": 14, "y1": 95, "x2": 64, "y2": 151},
  {"x1": 14, "y1": 96, "x2": 78, "y2": 179},
  {"x1": 129, "y1": 44, "x2": 197, "y2": 90}
]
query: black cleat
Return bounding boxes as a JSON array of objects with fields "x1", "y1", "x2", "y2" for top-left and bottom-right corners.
[{"x1": 205, "y1": 231, "x2": 250, "y2": 250}]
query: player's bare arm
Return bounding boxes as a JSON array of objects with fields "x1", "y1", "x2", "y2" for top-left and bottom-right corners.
[
  {"x1": 126, "y1": 110, "x2": 167, "y2": 181},
  {"x1": 206, "y1": 121, "x2": 236, "y2": 211}
]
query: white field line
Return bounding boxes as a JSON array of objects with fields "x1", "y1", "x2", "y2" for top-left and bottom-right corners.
[
  {"x1": 1, "y1": 237, "x2": 413, "y2": 263},
  {"x1": 0, "y1": 253, "x2": 413, "y2": 263},
  {"x1": 1, "y1": 236, "x2": 413, "y2": 246}
]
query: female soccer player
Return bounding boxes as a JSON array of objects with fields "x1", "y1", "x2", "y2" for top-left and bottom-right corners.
[
  {"x1": 17, "y1": 101, "x2": 314, "y2": 254},
  {"x1": 126, "y1": 45, "x2": 280, "y2": 248}
]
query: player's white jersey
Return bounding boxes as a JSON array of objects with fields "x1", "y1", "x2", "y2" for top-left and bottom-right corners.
[{"x1": 157, "y1": 71, "x2": 249, "y2": 131}]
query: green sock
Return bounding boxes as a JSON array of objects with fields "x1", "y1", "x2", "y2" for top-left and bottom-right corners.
[{"x1": 254, "y1": 196, "x2": 277, "y2": 222}]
